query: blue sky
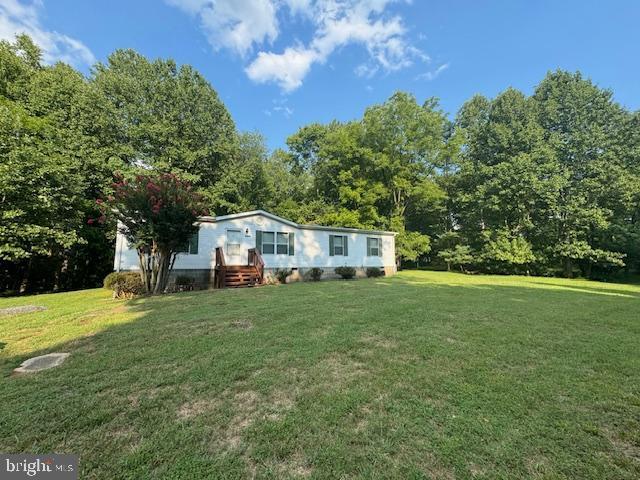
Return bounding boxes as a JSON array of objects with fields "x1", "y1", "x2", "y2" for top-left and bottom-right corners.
[{"x1": 1, "y1": 0, "x2": 638, "y2": 150}]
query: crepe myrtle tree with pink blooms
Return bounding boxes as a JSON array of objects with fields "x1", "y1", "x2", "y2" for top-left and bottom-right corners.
[{"x1": 94, "y1": 172, "x2": 208, "y2": 294}]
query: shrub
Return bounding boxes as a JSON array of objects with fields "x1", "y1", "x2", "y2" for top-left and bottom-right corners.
[
  {"x1": 274, "y1": 269, "x2": 292, "y2": 284},
  {"x1": 335, "y1": 266, "x2": 356, "y2": 279},
  {"x1": 366, "y1": 267, "x2": 384, "y2": 278},
  {"x1": 306, "y1": 267, "x2": 323, "y2": 281},
  {"x1": 175, "y1": 275, "x2": 195, "y2": 291},
  {"x1": 103, "y1": 272, "x2": 121, "y2": 290},
  {"x1": 103, "y1": 272, "x2": 144, "y2": 298}
]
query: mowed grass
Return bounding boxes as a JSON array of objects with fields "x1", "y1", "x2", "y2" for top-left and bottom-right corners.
[{"x1": 1, "y1": 271, "x2": 639, "y2": 479}]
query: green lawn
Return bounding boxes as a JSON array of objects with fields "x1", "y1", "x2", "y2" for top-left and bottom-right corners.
[{"x1": 1, "y1": 271, "x2": 639, "y2": 479}]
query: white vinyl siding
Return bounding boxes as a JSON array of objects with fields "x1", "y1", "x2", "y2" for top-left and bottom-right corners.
[{"x1": 115, "y1": 212, "x2": 395, "y2": 273}]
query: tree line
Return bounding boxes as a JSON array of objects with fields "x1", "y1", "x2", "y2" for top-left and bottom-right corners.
[{"x1": 1, "y1": 35, "x2": 638, "y2": 293}]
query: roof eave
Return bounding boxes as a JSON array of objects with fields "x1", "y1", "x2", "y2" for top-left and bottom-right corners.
[{"x1": 197, "y1": 210, "x2": 397, "y2": 236}]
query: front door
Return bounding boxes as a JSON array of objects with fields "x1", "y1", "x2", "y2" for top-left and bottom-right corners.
[{"x1": 226, "y1": 229, "x2": 242, "y2": 262}]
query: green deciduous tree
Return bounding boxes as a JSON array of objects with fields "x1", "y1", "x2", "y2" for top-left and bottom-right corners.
[
  {"x1": 0, "y1": 36, "x2": 89, "y2": 292},
  {"x1": 438, "y1": 245, "x2": 474, "y2": 272},
  {"x1": 89, "y1": 49, "x2": 238, "y2": 187},
  {"x1": 1, "y1": 36, "x2": 241, "y2": 293},
  {"x1": 533, "y1": 70, "x2": 634, "y2": 277},
  {"x1": 284, "y1": 92, "x2": 446, "y2": 264}
]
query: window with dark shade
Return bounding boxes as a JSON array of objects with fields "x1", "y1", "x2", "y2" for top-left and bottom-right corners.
[
  {"x1": 177, "y1": 230, "x2": 199, "y2": 255},
  {"x1": 276, "y1": 232, "x2": 289, "y2": 254},
  {"x1": 367, "y1": 237, "x2": 381, "y2": 257},
  {"x1": 262, "y1": 232, "x2": 275, "y2": 254},
  {"x1": 330, "y1": 235, "x2": 348, "y2": 256}
]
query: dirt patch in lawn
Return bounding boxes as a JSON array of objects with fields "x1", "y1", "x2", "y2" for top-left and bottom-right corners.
[
  {"x1": 268, "y1": 452, "x2": 313, "y2": 478},
  {"x1": 109, "y1": 425, "x2": 142, "y2": 453},
  {"x1": 603, "y1": 428, "x2": 640, "y2": 462},
  {"x1": 419, "y1": 453, "x2": 456, "y2": 480},
  {"x1": 315, "y1": 354, "x2": 369, "y2": 387},
  {"x1": 262, "y1": 388, "x2": 296, "y2": 421},
  {"x1": 525, "y1": 455, "x2": 552, "y2": 478},
  {"x1": 177, "y1": 399, "x2": 220, "y2": 420},
  {"x1": 361, "y1": 333, "x2": 398, "y2": 350},
  {"x1": 230, "y1": 319, "x2": 253, "y2": 330},
  {"x1": 212, "y1": 390, "x2": 261, "y2": 450}
]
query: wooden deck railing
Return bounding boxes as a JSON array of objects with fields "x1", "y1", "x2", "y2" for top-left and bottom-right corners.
[
  {"x1": 248, "y1": 248, "x2": 265, "y2": 285},
  {"x1": 214, "y1": 246, "x2": 226, "y2": 289},
  {"x1": 214, "y1": 247, "x2": 264, "y2": 288}
]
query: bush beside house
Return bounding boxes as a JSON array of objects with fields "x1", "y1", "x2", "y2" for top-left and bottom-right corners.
[
  {"x1": 103, "y1": 272, "x2": 144, "y2": 298},
  {"x1": 306, "y1": 268, "x2": 323, "y2": 281},
  {"x1": 366, "y1": 267, "x2": 384, "y2": 278},
  {"x1": 335, "y1": 266, "x2": 356, "y2": 279}
]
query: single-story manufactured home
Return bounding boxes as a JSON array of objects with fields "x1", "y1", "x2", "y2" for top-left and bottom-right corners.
[{"x1": 114, "y1": 210, "x2": 397, "y2": 288}]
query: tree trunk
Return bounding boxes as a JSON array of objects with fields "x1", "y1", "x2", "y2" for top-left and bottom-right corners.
[
  {"x1": 584, "y1": 261, "x2": 592, "y2": 279},
  {"x1": 137, "y1": 246, "x2": 152, "y2": 292},
  {"x1": 137, "y1": 244, "x2": 175, "y2": 294},
  {"x1": 563, "y1": 258, "x2": 573, "y2": 278},
  {"x1": 19, "y1": 258, "x2": 32, "y2": 293},
  {"x1": 153, "y1": 248, "x2": 172, "y2": 294}
]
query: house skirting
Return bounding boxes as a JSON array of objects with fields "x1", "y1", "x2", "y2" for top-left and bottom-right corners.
[
  {"x1": 265, "y1": 266, "x2": 396, "y2": 282},
  {"x1": 157, "y1": 265, "x2": 397, "y2": 290}
]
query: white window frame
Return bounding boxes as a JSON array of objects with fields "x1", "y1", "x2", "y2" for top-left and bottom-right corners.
[
  {"x1": 276, "y1": 232, "x2": 290, "y2": 255},
  {"x1": 226, "y1": 229, "x2": 242, "y2": 256},
  {"x1": 367, "y1": 237, "x2": 381, "y2": 257},
  {"x1": 262, "y1": 231, "x2": 275, "y2": 255},
  {"x1": 333, "y1": 235, "x2": 345, "y2": 256},
  {"x1": 178, "y1": 230, "x2": 199, "y2": 255}
]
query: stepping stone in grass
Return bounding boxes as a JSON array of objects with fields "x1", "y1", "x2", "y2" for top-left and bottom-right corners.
[
  {"x1": 0, "y1": 305, "x2": 47, "y2": 316},
  {"x1": 13, "y1": 353, "x2": 70, "y2": 374}
]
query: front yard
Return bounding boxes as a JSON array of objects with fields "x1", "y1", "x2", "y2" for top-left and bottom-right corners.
[{"x1": 1, "y1": 271, "x2": 639, "y2": 479}]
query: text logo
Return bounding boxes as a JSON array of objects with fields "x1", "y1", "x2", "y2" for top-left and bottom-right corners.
[{"x1": 1, "y1": 455, "x2": 78, "y2": 479}]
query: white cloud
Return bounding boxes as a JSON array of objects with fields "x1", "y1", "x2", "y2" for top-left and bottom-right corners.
[
  {"x1": 0, "y1": 0, "x2": 94, "y2": 66},
  {"x1": 246, "y1": 45, "x2": 317, "y2": 92},
  {"x1": 264, "y1": 98, "x2": 294, "y2": 118},
  {"x1": 247, "y1": 0, "x2": 426, "y2": 91},
  {"x1": 416, "y1": 62, "x2": 449, "y2": 81},
  {"x1": 273, "y1": 105, "x2": 294, "y2": 118},
  {"x1": 166, "y1": 0, "x2": 279, "y2": 56},
  {"x1": 284, "y1": 0, "x2": 313, "y2": 16},
  {"x1": 354, "y1": 63, "x2": 378, "y2": 78},
  {"x1": 167, "y1": 0, "x2": 428, "y2": 92}
]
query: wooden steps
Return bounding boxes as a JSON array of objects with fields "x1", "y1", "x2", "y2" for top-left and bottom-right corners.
[
  {"x1": 214, "y1": 247, "x2": 264, "y2": 289},
  {"x1": 223, "y1": 265, "x2": 262, "y2": 288}
]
